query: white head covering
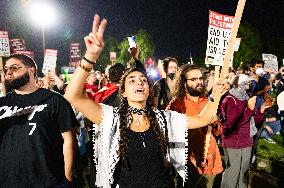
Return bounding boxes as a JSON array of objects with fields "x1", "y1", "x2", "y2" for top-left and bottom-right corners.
[{"x1": 238, "y1": 74, "x2": 249, "y2": 85}]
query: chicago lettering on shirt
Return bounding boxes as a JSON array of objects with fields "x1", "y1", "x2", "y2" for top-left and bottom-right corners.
[{"x1": 0, "y1": 104, "x2": 47, "y2": 120}]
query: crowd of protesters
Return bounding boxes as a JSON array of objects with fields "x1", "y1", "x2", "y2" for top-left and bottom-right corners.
[{"x1": 0, "y1": 14, "x2": 283, "y2": 188}]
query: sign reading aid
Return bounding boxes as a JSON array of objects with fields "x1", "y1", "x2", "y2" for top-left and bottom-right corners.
[
  {"x1": 0, "y1": 31, "x2": 11, "y2": 57},
  {"x1": 206, "y1": 10, "x2": 234, "y2": 66}
]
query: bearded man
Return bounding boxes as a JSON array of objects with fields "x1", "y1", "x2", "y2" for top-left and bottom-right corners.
[
  {"x1": 169, "y1": 64, "x2": 223, "y2": 188},
  {"x1": 0, "y1": 54, "x2": 77, "y2": 188}
]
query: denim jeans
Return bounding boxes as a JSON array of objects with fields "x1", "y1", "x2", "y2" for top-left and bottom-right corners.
[{"x1": 260, "y1": 120, "x2": 281, "y2": 139}]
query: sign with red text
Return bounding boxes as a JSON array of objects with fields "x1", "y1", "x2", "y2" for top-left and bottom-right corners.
[
  {"x1": 206, "y1": 10, "x2": 234, "y2": 66},
  {"x1": 0, "y1": 31, "x2": 11, "y2": 57},
  {"x1": 69, "y1": 42, "x2": 81, "y2": 67},
  {"x1": 10, "y1": 38, "x2": 26, "y2": 53},
  {"x1": 42, "y1": 49, "x2": 58, "y2": 74},
  {"x1": 262, "y1": 54, "x2": 278, "y2": 74}
]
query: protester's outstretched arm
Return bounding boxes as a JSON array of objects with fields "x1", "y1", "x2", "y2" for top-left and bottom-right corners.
[
  {"x1": 187, "y1": 80, "x2": 229, "y2": 129},
  {"x1": 129, "y1": 47, "x2": 146, "y2": 72},
  {"x1": 64, "y1": 15, "x2": 107, "y2": 125}
]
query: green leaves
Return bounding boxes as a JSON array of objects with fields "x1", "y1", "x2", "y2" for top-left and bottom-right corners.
[
  {"x1": 117, "y1": 29, "x2": 155, "y2": 65},
  {"x1": 234, "y1": 23, "x2": 262, "y2": 68}
]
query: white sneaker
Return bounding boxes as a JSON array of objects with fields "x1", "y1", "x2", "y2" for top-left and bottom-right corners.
[
  {"x1": 251, "y1": 155, "x2": 256, "y2": 164},
  {"x1": 264, "y1": 138, "x2": 276, "y2": 144},
  {"x1": 275, "y1": 131, "x2": 280, "y2": 135}
]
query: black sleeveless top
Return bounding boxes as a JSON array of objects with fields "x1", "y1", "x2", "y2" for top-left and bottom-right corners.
[{"x1": 112, "y1": 128, "x2": 174, "y2": 188}]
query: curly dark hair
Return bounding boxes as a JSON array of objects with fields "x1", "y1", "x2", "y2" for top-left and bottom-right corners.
[
  {"x1": 118, "y1": 68, "x2": 170, "y2": 168},
  {"x1": 109, "y1": 63, "x2": 125, "y2": 83},
  {"x1": 172, "y1": 64, "x2": 201, "y2": 100},
  {"x1": 248, "y1": 58, "x2": 264, "y2": 68}
]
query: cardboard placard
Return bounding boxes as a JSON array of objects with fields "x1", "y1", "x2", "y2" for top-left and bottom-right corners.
[
  {"x1": 206, "y1": 10, "x2": 234, "y2": 66},
  {"x1": 42, "y1": 49, "x2": 58, "y2": 74},
  {"x1": 0, "y1": 31, "x2": 11, "y2": 57},
  {"x1": 69, "y1": 42, "x2": 81, "y2": 67}
]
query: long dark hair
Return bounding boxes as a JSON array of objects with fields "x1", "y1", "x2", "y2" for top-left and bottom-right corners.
[
  {"x1": 118, "y1": 68, "x2": 170, "y2": 168},
  {"x1": 172, "y1": 64, "x2": 201, "y2": 100}
]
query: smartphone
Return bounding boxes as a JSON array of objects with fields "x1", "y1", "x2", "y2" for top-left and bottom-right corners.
[{"x1": 127, "y1": 36, "x2": 136, "y2": 48}]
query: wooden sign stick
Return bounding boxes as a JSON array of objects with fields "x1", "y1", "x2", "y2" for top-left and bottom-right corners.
[
  {"x1": 203, "y1": 0, "x2": 247, "y2": 165},
  {"x1": 203, "y1": 65, "x2": 220, "y2": 163},
  {"x1": 220, "y1": 0, "x2": 247, "y2": 79}
]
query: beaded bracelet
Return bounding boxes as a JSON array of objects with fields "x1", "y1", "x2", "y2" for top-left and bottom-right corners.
[
  {"x1": 83, "y1": 56, "x2": 96, "y2": 65},
  {"x1": 79, "y1": 63, "x2": 92, "y2": 72}
]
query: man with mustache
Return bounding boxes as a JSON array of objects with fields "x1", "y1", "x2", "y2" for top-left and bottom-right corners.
[
  {"x1": 169, "y1": 64, "x2": 223, "y2": 188},
  {"x1": 0, "y1": 54, "x2": 77, "y2": 188}
]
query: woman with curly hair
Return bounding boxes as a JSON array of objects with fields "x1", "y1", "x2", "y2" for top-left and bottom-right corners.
[{"x1": 64, "y1": 15, "x2": 229, "y2": 188}]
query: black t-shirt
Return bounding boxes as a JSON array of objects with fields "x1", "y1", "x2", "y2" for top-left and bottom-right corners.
[
  {"x1": 113, "y1": 128, "x2": 173, "y2": 188},
  {"x1": 0, "y1": 88, "x2": 77, "y2": 188}
]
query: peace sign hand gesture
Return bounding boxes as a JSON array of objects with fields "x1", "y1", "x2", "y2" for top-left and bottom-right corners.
[{"x1": 84, "y1": 14, "x2": 107, "y2": 62}]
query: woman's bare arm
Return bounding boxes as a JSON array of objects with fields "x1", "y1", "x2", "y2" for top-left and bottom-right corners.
[{"x1": 64, "y1": 15, "x2": 107, "y2": 125}]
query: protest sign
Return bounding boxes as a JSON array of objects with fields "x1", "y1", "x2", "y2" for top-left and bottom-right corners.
[
  {"x1": 262, "y1": 54, "x2": 278, "y2": 74},
  {"x1": 220, "y1": 0, "x2": 247, "y2": 78},
  {"x1": 0, "y1": 31, "x2": 11, "y2": 57},
  {"x1": 10, "y1": 38, "x2": 26, "y2": 53},
  {"x1": 42, "y1": 49, "x2": 58, "y2": 74},
  {"x1": 206, "y1": 10, "x2": 234, "y2": 66},
  {"x1": 0, "y1": 30, "x2": 10, "y2": 96},
  {"x1": 70, "y1": 42, "x2": 81, "y2": 67}
]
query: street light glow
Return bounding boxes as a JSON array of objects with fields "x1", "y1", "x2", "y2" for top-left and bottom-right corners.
[{"x1": 27, "y1": 1, "x2": 57, "y2": 27}]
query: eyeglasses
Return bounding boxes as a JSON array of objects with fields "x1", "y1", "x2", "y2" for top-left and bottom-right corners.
[
  {"x1": 3, "y1": 65, "x2": 23, "y2": 74},
  {"x1": 186, "y1": 77, "x2": 204, "y2": 82}
]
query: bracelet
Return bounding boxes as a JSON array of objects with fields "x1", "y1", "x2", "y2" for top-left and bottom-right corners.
[
  {"x1": 83, "y1": 56, "x2": 96, "y2": 65},
  {"x1": 78, "y1": 63, "x2": 92, "y2": 72}
]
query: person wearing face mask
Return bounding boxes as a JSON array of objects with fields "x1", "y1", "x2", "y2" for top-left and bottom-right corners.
[
  {"x1": 64, "y1": 15, "x2": 230, "y2": 187},
  {"x1": 219, "y1": 74, "x2": 273, "y2": 188},
  {"x1": 247, "y1": 58, "x2": 270, "y2": 108},
  {"x1": 153, "y1": 57, "x2": 178, "y2": 109}
]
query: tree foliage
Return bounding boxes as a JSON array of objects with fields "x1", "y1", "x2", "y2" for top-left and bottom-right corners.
[
  {"x1": 95, "y1": 36, "x2": 119, "y2": 71},
  {"x1": 234, "y1": 22, "x2": 262, "y2": 68},
  {"x1": 117, "y1": 29, "x2": 155, "y2": 65}
]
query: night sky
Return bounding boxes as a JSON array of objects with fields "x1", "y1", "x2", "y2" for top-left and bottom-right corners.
[{"x1": 0, "y1": 0, "x2": 283, "y2": 69}]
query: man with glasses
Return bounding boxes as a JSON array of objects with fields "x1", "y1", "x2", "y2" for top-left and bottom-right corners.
[
  {"x1": 0, "y1": 54, "x2": 77, "y2": 188},
  {"x1": 168, "y1": 64, "x2": 223, "y2": 188}
]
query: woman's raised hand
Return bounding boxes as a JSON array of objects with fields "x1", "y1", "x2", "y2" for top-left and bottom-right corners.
[{"x1": 84, "y1": 14, "x2": 107, "y2": 61}]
